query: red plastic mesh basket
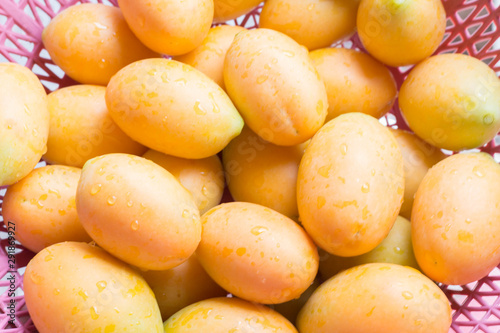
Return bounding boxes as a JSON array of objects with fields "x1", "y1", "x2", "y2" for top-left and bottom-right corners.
[{"x1": 0, "y1": 0, "x2": 499, "y2": 332}]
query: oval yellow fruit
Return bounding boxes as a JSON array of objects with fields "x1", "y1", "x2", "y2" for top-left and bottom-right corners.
[
  {"x1": 196, "y1": 202, "x2": 319, "y2": 304},
  {"x1": 24, "y1": 242, "x2": 163, "y2": 333},
  {"x1": 0, "y1": 63, "x2": 48, "y2": 186},
  {"x1": 310, "y1": 47, "x2": 397, "y2": 122},
  {"x1": 76, "y1": 153, "x2": 201, "y2": 270},
  {"x1": 224, "y1": 28, "x2": 328, "y2": 146},
  {"x1": 42, "y1": 3, "x2": 158, "y2": 85},
  {"x1": 44, "y1": 85, "x2": 146, "y2": 168},
  {"x1": 118, "y1": 0, "x2": 213, "y2": 55},
  {"x1": 2, "y1": 165, "x2": 91, "y2": 253},
  {"x1": 357, "y1": 0, "x2": 446, "y2": 67},
  {"x1": 399, "y1": 54, "x2": 500, "y2": 151},
  {"x1": 297, "y1": 263, "x2": 452, "y2": 333},
  {"x1": 106, "y1": 58, "x2": 244, "y2": 159},
  {"x1": 164, "y1": 297, "x2": 297, "y2": 332},
  {"x1": 260, "y1": 0, "x2": 360, "y2": 50},
  {"x1": 412, "y1": 152, "x2": 500, "y2": 285},
  {"x1": 297, "y1": 113, "x2": 404, "y2": 256}
]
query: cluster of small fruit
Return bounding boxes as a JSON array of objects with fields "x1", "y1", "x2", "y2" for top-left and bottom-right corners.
[{"x1": 1, "y1": 0, "x2": 499, "y2": 332}]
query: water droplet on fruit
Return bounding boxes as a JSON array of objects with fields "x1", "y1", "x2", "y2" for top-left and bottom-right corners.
[
  {"x1": 257, "y1": 75, "x2": 268, "y2": 84},
  {"x1": 317, "y1": 196, "x2": 326, "y2": 209},
  {"x1": 465, "y1": 218, "x2": 472, "y2": 224},
  {"x1": 194, "y1": 101, "x2": 207, "y2": 115},
  {"x1": 127, "y1": 201, "x2": 133, "y2": 208},
  {"x1": 483, "y1": 114, "x2": 494, "y2": 125},
  {"x1": 138, "y1": 16, "x2": 145, "y2": 27},
  {"x1": 107, "y1": 196, "x2": 116, "y2": 205},
  {"x1": 182, "y1": 209, "x2": 189, "y2": 218},
  {"x1": 340, "y1": 144, "x2": 348, "y2": 155},
  {"x1": 29, "y1": 271, "x2": 43, "y2": 284},
  {"x1": 318, "y1": 165, "x2": 330, "y2": 178},
  {"x1": 393, "y1": 247, "x2": 404, "y2": 254},
  {"x1": 473, "y1": 166, "x2": 485, "y2": 178},
  {"x1": 361, "y1": 183, "x2": 370, "y2": 193},
  {"x1": 251, "y1": 226, "x2": 268, "y2": 236},
  {"x1": 130, "y1": 220, "x2": 139, "y2": 231},
  {"x1": 283, "y1": 51, "x2": 294, "y2": 57},
  {"x1": 90, "y1": 306, "x2": 99, "y2": 320},
  {"x1": 90, "y1": 184, "x2": 102, "y2": 195},
  {"x1": 53, "y1": 289, "x2": 60, "y2": 295},
  {"x1": 202, "y1": 186, "x2": 209, "y2": 196},
  {"x1": 307, "y1": 3, "x2": 315, "y2": 10},
  {"x1": 96, "y1": 281, "x2": 107, "y2": 292},
  {"x1": 402, "y1": 291, "x2": 413, "y2": 300}
]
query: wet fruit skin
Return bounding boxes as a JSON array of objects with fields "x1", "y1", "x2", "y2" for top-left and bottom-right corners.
[
  {"x1": 412, "y1": 152, "x2": 500, "y2": 285},
  {"x1": 260, "y1": 0, "x2": 361, "y2": 51},
  {"x1": 297, "y1": 263, "x2": 452, "y2": 333},
  {"x1": 24, "y1": 242, "x2": 164, "y2": 333},
  {"x1": 42, "y1": 3, "x2": 158, "y2": 85},
  {"x1": 164, "y1": 297, "x2": 297, "y2": 332},
  {"x1": 2, "y1": 165, "x2": 92, "y2": 253},
  {"x1": 224, "y1": 28, "x2": 328, "y2": 146},
  {"x1": 357, "y1": 0, "x2": 446, "y2": 67},
  {"x1": 399, "y1": 53, "x2": 500, "y2": 151},
  {"x1": 196, "y1": 202, "x2": 319, "y2": 304},
  {"x1": 76, "y1": 153, "x2": 201, "y2": 271},
  {"x1": 117, "y1": 0, "x2": 214, "y2": 56},
  {"x1": 0, "y1": 62, "x2": 49, "y2": 187},
  {"x1": 297, "y1": 112, "x2": 404, "y2": 257},
  {"x1": 43, "y1": 85, "x2": 146, "y2": 168},
  {"x1": 105, "y1": 58, "x2": 244, "y2": 159},
  {"x1": 310, "y1": 47, "x2": 397, "y2": 122}
]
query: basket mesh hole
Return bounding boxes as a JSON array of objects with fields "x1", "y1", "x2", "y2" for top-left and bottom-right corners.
[
  {"x1": 451, "y1": 34, "x2": 465, "y2": 45},
  {"x1": 18, "y1": 38, "x2": 34, "y2": 52},
  {"x1": 475, "y1": 39, "x2": 491, "y2": 53},
  {"x1": 34, "y1": 5, "x2": 53, "y2": 27},
  {"x1": 467, "y1": 22, "x2": 483, "y2": 37},
  {"x1": 457, "y1": 7, "x2": 476, "y2": 23},
  {"x1": 31, "y1": 63, "x2": 47, "y2": 77},
  {"x1": 481, "y1": 55, "x2": 496, "y2": 65},
  {"x1": 485, "y1": 22, "x2": 497, "y2": 35},
  {"x1": 46, "y1": 62, "x2": 64, "y2": 78},
  {"x1": 39, "y1": 48, "x2": 50, "y2": 59},
  {"x1": 41, "y1": 79, "x2": 60, "y2": 91},
  {"x1": 23, "y1": 3, "x2": 35, "y2": 21},
  {"x1": 474, "y1": 6, "x2": 491, "y2": 20}
]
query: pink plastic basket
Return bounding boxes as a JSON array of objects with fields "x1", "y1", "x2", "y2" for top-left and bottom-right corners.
[{"x1": 0, "y1": 0, "x2": 499, "y2": 332}]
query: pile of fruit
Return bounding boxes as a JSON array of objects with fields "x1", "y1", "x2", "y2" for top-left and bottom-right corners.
[{"x1": 1, "y1": 0, "x2": 499, "y2": 332}]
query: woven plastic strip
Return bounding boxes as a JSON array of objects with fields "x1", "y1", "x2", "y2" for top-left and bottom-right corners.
[{"x1": 0, "y1": 0, "x2": 499, "y2": 332}]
